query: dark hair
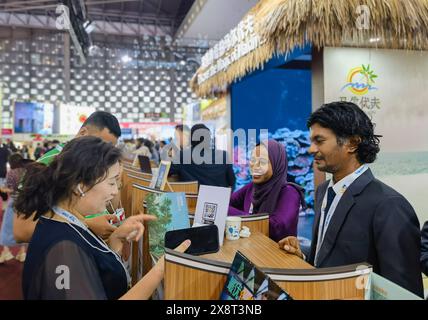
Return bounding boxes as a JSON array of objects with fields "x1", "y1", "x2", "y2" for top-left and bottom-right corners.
[
  {"x1": 175, "y1": 124, "x2": 190, "y2": 133},
  {"x1": 8, "y1": 153, "x2": 24, "y2": 170},
  {"x1": 307, "y1": 102, "x2": 381, "y2": 163},
  {"x1": 190, "y1": 124, "x2": 211, "y2": 149},
  {"x1": 143, "y1": 139, "x2": 154, "y2": 152},
  {"x1": 82, "y1": 111, "x2": 121, "y2": 138},
  {"x1": 136, "y1": 137, "x2": 145, "y2": 149},
  {"x1": 15, "y1": 136, "x2": 122, "y2": 220}
]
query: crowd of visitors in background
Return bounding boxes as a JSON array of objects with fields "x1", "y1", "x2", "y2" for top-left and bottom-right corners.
[
  {"x1": 119, "y1": 137, "x2": 169, "y2": 167},
  {"x1": 1, "y1": 105, "x2": 428, "y2": 300}
]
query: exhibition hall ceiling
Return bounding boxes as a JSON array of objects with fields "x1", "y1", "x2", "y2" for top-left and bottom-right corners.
[
  {"x1": 0, "y1": 0, "x2": 196, "y2": 34},
  {"x1": 0, "y1": 0, "x2": 258, "y2": 40},
  {"x1": 176, "y1": 0, "x2": 259, "y2": 41}
]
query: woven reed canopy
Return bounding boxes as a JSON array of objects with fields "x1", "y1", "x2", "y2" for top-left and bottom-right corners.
[{"x1": 191, "y1": 0, "x2": 428, "y2": 97}]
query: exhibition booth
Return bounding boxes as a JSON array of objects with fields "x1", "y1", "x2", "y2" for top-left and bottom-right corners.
[
  {"x1": 161, "y1": 0, "x2": 428, "y2": 299},
  {"x1": 1, "y1": 0, "x2": 427, "y2": 301},
  {"x1": 190, "y1": 0, "x2": 428, "y2": 230}
]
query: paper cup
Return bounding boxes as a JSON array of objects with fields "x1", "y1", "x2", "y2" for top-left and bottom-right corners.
[{"x1": 225, "y1": 216, "x2": 242, "y2": 240}]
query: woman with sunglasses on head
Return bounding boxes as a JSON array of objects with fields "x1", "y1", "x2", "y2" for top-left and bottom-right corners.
[
  {"x1": 16, "y1": 136, "x2": 189, "y2": 300},
  {"x1": 228, "y1": 140, "x2": 305, "y2": 242}
]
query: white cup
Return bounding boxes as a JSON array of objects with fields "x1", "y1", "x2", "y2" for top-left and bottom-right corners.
[{"x1": 225, "y1": 216, "x2": 242, "y2": 240}]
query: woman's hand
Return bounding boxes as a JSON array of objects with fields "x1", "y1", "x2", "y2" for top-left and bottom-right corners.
[
  {"x1": 119, "y1": 238, "x2": 191, "y2": 300},
  {"x1": 111, "y1": 212, "x2": 157, "y2": 243},
  {"x1": 152, "y1": 240, "x2": 191, "y2": 276},
  {"x1": 86, "y1": 214, "x2": 118, "y2": 240},
  {"x1": 108, "y1": 212, "x2": 157, "y2": 255}
]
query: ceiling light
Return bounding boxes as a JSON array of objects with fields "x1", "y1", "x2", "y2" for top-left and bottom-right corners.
[{"x1": 121, "y1": 55, "x2": 132, "y2": 63}]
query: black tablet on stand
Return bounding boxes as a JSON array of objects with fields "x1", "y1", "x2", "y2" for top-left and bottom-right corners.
[{"x1": 138, "y1": 155, "x2": 152, "y2": 174}]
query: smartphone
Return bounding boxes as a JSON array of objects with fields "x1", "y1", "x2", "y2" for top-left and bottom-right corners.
[{"x1": 165, "y1": 225, "x2": 220, "y2": 255}]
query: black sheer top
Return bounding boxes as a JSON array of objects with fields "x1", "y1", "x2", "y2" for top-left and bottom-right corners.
[{"x1": 22, "y1": 217, "x2": 128, "y2": 300}]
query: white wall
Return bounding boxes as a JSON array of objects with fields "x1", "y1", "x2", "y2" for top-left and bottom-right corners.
[{"x1": 324, "y1": 47, "x2": 428, "y2": 223}]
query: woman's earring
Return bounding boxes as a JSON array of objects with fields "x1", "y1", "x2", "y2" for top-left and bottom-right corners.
[{"x1": 77, "y1": 185, "x2": 86, "y2": 197}]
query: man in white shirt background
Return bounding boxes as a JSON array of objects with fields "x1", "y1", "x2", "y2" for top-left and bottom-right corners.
[{"x1": 279, "y1": 101, "x2": 423, "y2": 297}]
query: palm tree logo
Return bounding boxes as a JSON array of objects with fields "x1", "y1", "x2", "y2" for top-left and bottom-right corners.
[{"x1": 342, "y1": 64, "x2": 378, "y2": 96}]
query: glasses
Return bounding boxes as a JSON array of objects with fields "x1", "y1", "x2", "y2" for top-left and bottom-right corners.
[{"x1": 249, "y1": 157, "x2": 269, "y2": 166}]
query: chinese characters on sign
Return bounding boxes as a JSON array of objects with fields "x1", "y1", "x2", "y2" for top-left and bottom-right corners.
[
  {"x1": 339, "y1": 96, "x2": 381, "y2": 119},
  {"x1": 198, "y1": 15, "x2": 263, "y2": 85}
]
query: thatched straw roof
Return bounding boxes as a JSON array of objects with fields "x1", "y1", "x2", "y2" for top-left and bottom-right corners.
[
  {"x1": 191, "y1": 0, "x2": 428, "y2": 97},
  {"x1": 190, "y1": 1, "x2": 274, "y2": 97}
]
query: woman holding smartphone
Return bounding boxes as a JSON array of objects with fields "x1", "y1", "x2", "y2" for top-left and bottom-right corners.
[{"x1": 16, "y1": 136, "x2": 189, "y2": 300}]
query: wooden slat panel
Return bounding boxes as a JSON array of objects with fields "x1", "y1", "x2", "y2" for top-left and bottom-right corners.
[
  {"x1": 122, "y1": 158, "x2": 133, "y2": 165},
  {"x1": 121, "y1": 170, "x2": 132, "y2": 218},
  {"x1": 130, "y1": 184, "x2": 162, "y2": 284},
  {"x1": 185, "y1": 195, "x2": 197, "y2": 214},
  {"x1": 165, "y1": 264, "x2": 227, "y2": 300},
  {"x1": 121, "y1": 173, "x2": 151, "y2": 220},
  {"x1": 165, "y1": 261, "x2": 367, "y2": 300},
  {"x1": 241, "y1": 218, "x2": 269, "y2": 237},
  {"x1": 130, "y1": 185, "x2": 148, "y2": 285},
  {"x1": 279, "y1": 277, "x2": 367, "y2": 300},
  {"x1": 123, "y1": 167, "x2": 152, "y2": 180},
  {"x1": 188, "y1": 214, "x2": 269, "y2": 237},
  {"x1": 169, "y1": 181, "x2": 198, "y2": 194},
  {"x1": 164, "y1": 233, "x2": 369, "y2": 300}
]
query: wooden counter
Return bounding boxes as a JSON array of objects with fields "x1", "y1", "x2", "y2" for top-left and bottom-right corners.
[
  {"x1": 203, "y1": 232, "x2": 312, "y2": 270},
  {"x1": 165, "y1": 232, "x2": 371, "y2": 300}
]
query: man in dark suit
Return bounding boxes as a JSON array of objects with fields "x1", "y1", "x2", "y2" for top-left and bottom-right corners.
[
  {"x1": 420, "y1": 221, "x2": 428, "y2": 278},
  {"x1": 279, "y1": 102, "x2": 423, "y2": 297}
]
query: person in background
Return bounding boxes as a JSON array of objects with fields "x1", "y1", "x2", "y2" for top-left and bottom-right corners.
[
  {"x1": 132, "y1": 138, "x2": 151, "y2": 167},
  {"x1": 279, "y1": 101, "x2": 423, "y2": 297},
  {"x1": 161, "y1": 124, "x2": 190, "y2": 161},
  {"x1": 27, "y1": 143, "x2": 34, "y2": 161},
  {"x1": 169, "y1": 124, "x2": 235, "y2": 188},
  {"x1": 7, "y1": 140, "x2": 17, "y2": 153},
  {"x1": 144, "y1": 139, "x2": 160, "y2": 165},
  {"x1": 0, "y1": 141, "x2": 9, "y2": 186},
  {"x1": 121, "y1": 139, "x2": 137, "y2": 161},
  {"x1": 16, "y1": 136, "x2": 190, "y2": 299},
  {"x1": 159, "y1": 140, "x2": 166, "y2": 153},
  {"x1": 43, "y1": 142, "x2": 49, "y2": 155},
  {"x1": 21, "y1": 145, "x2": 29, "y2": 159},
  {"x1": 174, "y1": 124, "x2": 190, "y2": 151},
  {"x1": 16, "y1": 145, "x2": 22, "y2": 155},
  {"x1": 228, "y1": 140, "x2": 305, "y2": 242},
  {"x1": 14, "y1": 111, "x2": 122, "y2": 243},
  {"x1": 33, "y1": 143, "x2": 44, "y2": 160},
  {"x1": 0, "y1": 153, "x2": 32, "y2": 263},
  {"x1": 44, "y1": 140, "x2": 60, "y2": 154}
]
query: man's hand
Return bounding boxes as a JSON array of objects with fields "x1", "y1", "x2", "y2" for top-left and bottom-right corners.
[
  {"x1": 278, "y1": 236, "x2": 304, "y2": 259},
  {"x1": 86, "y1": 214, "x2": 118, "y2": 240}
]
